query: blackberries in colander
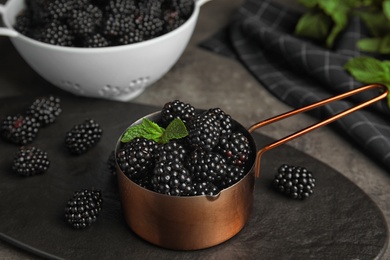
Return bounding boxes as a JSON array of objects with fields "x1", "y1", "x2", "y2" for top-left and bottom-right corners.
[
  {"x1": 12, "y1": 146, "x2": 50, "y2": 177},
  {"x1": 216, "y1": 132, "x2": 251, "y2": 167},
  {"x1": 1, "y1": 114, "x2": 40, "y2": 145},
  {"x1": 187, "y1": 111, "x2": 221, "y2": 151},
  {"x1": 161, "y1": 100, "x2": 196, "y2": 126},
  {"x1": 65, "y1": 119, "x2": 103, "y2": 155},
  {"x1": 65, "y1": 188, "x2": 103, "y2": 229},
  {"x1": 116, "y1": 137, "x2": 157, "y2": 180},
  {"x1": 14, "y1": 0, "x2": 195, "y2": 47},
  {"x1": 152, "y1": 160, "x2": 193, "y2": 196},
  {"x1": 273, "y1": 164, "x2": 316, "y2": 200},
  {"x1": 25, "y1": 95, "x2": 62, "y2": 126}
]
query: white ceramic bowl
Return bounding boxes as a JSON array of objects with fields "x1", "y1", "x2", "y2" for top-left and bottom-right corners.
[{"x1": 0, "y1": 0, "x2": 210, "y2": 101}]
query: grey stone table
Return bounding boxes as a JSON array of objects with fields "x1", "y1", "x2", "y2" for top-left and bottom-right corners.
[{"x1": 0, "y1": 0, "x2": 389, "y2": 259}]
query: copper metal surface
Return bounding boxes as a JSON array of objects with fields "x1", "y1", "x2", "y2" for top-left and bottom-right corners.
[
  {"x1": 116, "y1": 84, "x2": 388, "y2": 250},
  {"x1": 248, "y1": 83, "x2": 388, "y2": 178}
]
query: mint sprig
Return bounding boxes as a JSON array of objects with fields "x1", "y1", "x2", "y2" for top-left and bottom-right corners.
[
  {"x1": 344, "y1": 56, "x2": 390, "y2": 106},
  {"x1": 120, "y1": 117, "x2": 188, "y2": 144}
]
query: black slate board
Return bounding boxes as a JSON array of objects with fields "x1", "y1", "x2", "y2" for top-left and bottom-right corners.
[{"x1": 0, "y1": 96, "x2": 388, "y2": 260}]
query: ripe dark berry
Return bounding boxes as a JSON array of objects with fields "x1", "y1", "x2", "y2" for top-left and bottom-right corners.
[
  {"x1": 216, "y1": 132, "x2": 251, "y2": 166},
  {"x1": 273, "y1": 164, "x2": 316, "y2": 200},
  {"x1": 1, "y1": 114, "x2": 40, "y2": 145},
  {"x1": 65, "y1": 119, "x2": 103, "y2": 155},
  {"x1": 161, "y1": 100, "x2": 195, "y2": 126},
  {"x1": 25, "y1": 95, "x2": 62, "y2": 126},
  {"x1": 187, "y1": 150, "x2": 227, "y2": 183},
  {"x1": 218, "y1": 165, "x2": 246, "y2": 189},
  {"x1": 155, "y1": 140, "x2": 187, "y2": 163},
  {"x1": 65, "y1": 188, "x2": 103, "y2": 229},
  {"x1": 208, "y1": 108, "x2": 233, "y2": 136},
  {"x1": 152, "y1": 160, "x2": 193, "y2": 196},
  {"x1": 186, "y1": 111, "x2": 221, "y2": 151},
  {"x1": 191, "y1": 181, "x2": 220, "y2": 196},
  {"x1": 35, "y1": 20, "x2": 75, "y2": 46},
  {"x1": 12, "y1": 146, "x2": 50, "y2": 176},
  {"x1": 116, "y1": 138, "x2": 157, "y2": 180}
]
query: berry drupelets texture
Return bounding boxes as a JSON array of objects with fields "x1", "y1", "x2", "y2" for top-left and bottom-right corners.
[
  {"x1": 1, "y1": 115, "x2": 40, "y2": 145},
  {"x1": 65, "y1": 119, "x2": 103, "y2": 155},
  {"x1": 64, "y1": 188, "x2": 103, "y2": 229},
  {"x1": 12, "y1": 146, "x2": 50, "y2": 176},
  {"x1": 14, "y1": 0, "x2": 195, "y2": 47},
  {"x1": 273, "y1": 164, "x2": 316, "y2": 200},
  {"x1": 116, "y1": 100, "x2": 253, "y2": 197},
  {"x1": 26, "y1": 95, "x2": 62, "y2": 126}
]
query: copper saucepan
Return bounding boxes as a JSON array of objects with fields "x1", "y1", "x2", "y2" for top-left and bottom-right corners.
[{"x1": 115, "y1": 84, "x2": 388, "y2": 250}]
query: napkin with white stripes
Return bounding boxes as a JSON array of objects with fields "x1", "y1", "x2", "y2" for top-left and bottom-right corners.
[{"x1": 200, "y1": 0, "x2": 390, "y2": 171}]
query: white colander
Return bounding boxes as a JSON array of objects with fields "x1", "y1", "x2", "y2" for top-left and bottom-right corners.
[{"x1": 0, "y1": 0, "x2": 210, "y2": 101}]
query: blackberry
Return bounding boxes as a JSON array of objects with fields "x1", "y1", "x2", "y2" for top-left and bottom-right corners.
[
  {"x1": 161, "y1": 100, "x2": 195, "y2": 126},
  {"x1": 102, "y1": 13, "x2": 137, "y2": 38},
  {"x1": 208, "y1": 108, "x2": 233, "y2": 136},
  {"x1": 273, "y1": 164, "x2": 316, "y2": 200},
  {"x1": 82, "y1": 33, "x2": 110, "y2": 47},
  {"x1": 116, "y1": 137, "x2": 157, "y2": 180},
  {"x1": 14, "y1": 10, "x2": 33, "y2": 37},
  {"x1": 190, "y1": 181, "x2": 220, "y2": 196},
  {"x1": 216, "y1": 132, "x2": 251, "y2": 166},
  {"x1": 186, "y1": 111, "x2": 221, "y2": 151},
  {"x1": 65, "y1": 119, "x2": 103, "y2": 155},
  {"x1": 155, "y1": 140, "x2": 187, "y2": 163},
  {"x1": 64, "y1": 188, "x2": 103, "y2": 229},
  {"x1": 35, "y1": 20, "x2": 75, "y2": 46},
  {"x1": 67, "y1": 6, "x2": 103, "y2": 36},
  {"x1": 134, "y1": 14, "x2": 164, "y2": 40},
  {"x1": 152, "y1": 160, "x2": 193, "y2": 196},
  {"x1": 12, "y1": 146, "x2": 50, "y2": 176},
  {"x1": 25, "y1": 95, "x2": 62, "y2": 126},
  {"x1": 187, "y1": 150, "x2": 227, "y2": 183},
  {"x1": 1, "y1": 114, "x2": 40, "y2": 145},
  {"x1": 218, "y1": 165, "x2": 246, "y2": 189}
]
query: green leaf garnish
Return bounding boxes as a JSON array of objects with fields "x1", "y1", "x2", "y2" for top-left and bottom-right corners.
[
  {"x1": 344, "y1": 56, "x2": 390, "y2": 106},
  {"x1": 121, "y1": 117, "x2": 188, "y2": 144}
]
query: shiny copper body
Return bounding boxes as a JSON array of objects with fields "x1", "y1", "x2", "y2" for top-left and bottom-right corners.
[{"x1": 116, "y1": 84, "x2": 388, "y2": 250}]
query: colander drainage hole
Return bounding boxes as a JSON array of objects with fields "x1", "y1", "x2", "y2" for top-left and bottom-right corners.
[{"x1": 99, "y1": 77, "x2": 150, "y2": 98}]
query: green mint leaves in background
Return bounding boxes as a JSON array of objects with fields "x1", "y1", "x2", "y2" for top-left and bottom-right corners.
[
  {"x1": 121, "y1": 118, "x2": 188, "y2": 144},
  {"x1": 344, "y1": 56, "x2": 390, "y2": 106},
  {"x1": 294, "y1": 0, "x2": 390, "y2": 53},
  {"x1": 294, "y1": 0, "x2": 390, "y2": 106}
]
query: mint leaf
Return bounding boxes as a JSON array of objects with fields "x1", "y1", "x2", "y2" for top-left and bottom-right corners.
[
  {"x1": 383, "y1": 0, "x2": 390, "y2": 20},
  {"x1": 344, "y1": 56, "x2": 390, "y2": 106},
  {"x1": 161, "y1": 118, "x2": 188, "y2": 144},
  {"x1": 120, "y1": 118, "x2": 165, "y2": 143},
  {"x1": 359, "y1": 11, "x2": 390, "y2": 37},
  {"x1": 294, "y1": 11, "x2": 332, "y2": 41},
  {"x1": 358, "y1": 34, "x2": 390, "y2": 54}
]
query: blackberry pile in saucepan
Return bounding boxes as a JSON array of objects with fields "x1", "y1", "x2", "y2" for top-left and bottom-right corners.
[
  {"x1": 116, "y1": 100, "x2": 253, "y2": 196},
  {"x1": 14, "y1": 0, "x2": 195, "y2": 47}
]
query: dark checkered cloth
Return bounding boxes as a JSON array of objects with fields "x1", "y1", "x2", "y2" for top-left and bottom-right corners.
[{"x1": 200, "y1": 0, "x2": 390, "y2": 171}]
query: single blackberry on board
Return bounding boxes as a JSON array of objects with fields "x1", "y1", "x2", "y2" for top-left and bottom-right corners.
[
  {"x1": 116, "y1": 138, "x2": 157, "y2": 180},
  {"x1": 186, "y1": 111, "x2": 221, "y2": 151},
  {"x1": 216, "y1": 132, "x2": 251, "y2": 166},
  {"x1": 65, "y1": 119, "x2": 103, "y2": 155},
  {"x1": 65, "y1": 188, "x2": 103, "y2": 229},
  {"x1": 25, "y1": 95, "x2": 62, "y2": 127},
  {"x1": 151, "y1": 160, "x2": 193, "y2": 196},
  {"x1": 187, "y1": 149, "x2": 227, "y2": 183},
  {"x1": 273, "y1": 164, "x2": 316, "y2": 200},
  {"x1": 161, "y1": 100, "x2": 196, "y2": 126},
  {"x1": 1, "y1": 114, "x2": 40, "y2": 145},
  {"x1": 12, "y1": 146, "x2": 50, "y2": 176}
]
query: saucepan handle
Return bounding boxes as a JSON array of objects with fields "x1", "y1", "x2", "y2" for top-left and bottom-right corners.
[
  {"x1": 248, "y1": 83, "x2": 389, "y2": 178},
  {"x1": 0, "y1": 4, "x2": 19, "y2": 37}
]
